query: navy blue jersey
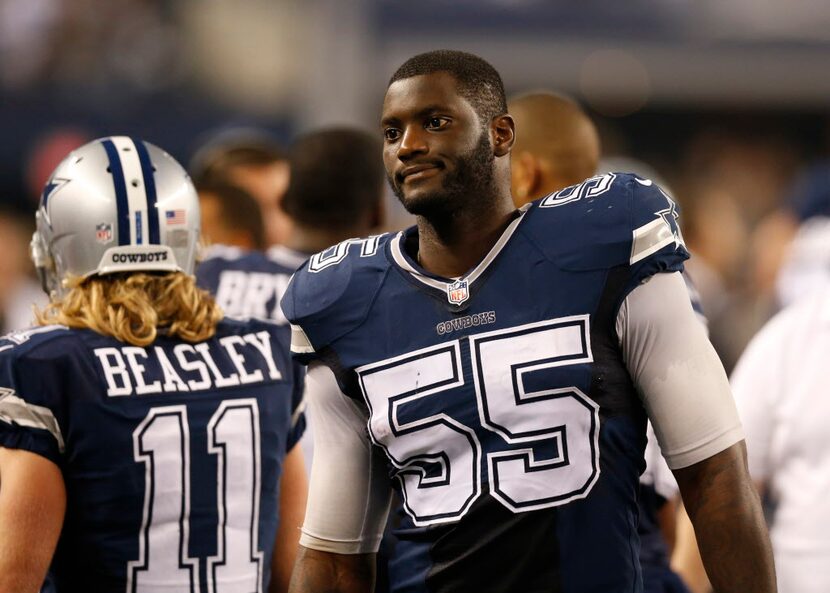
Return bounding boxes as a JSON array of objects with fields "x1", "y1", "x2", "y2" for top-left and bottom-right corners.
[
  {"x1": 283, "y1": 173, "x2": 689, "y2": 593},
  {"x1": 638, "y1": 482, "x2": 690, "y2": 593},
  {"x1": 196, "y1": 245, "x2": 307, "y2": 326},
  {"x1": 0, "y1": 318, "x2": 305, "y2": 593},
  {"x1": 639, "y1": 484, "x2": 672, "y2": 569}
]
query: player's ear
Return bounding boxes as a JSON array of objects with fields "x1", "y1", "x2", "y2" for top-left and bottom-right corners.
[{"x1": 491, "y1": 114, "x2": 515, "y2": 157}]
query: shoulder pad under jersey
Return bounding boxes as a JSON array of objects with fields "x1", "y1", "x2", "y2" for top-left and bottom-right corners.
[
  {"x1": 0, "y1": 325, "x2": 72, "y2": 358},
  {"x1": 521, "y1": 172, "x2": 689, "y2": 273},
  {"x1": 0, "y1": 325, "x2": 74, "y2": 462},
  {"x1": 280, "y1": 234, "x2": 391, "y2": 360}
]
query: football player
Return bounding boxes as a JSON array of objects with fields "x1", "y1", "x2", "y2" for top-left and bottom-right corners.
[
  {"x1": 281, "y1": 51, "x2": 776, "y2": 593},
  {"x1": 196, "y1": 180, "x2": 301, "y2": 325},
  {"x1": 0, "y1": 137, "x2": 306, "y2": 593}
]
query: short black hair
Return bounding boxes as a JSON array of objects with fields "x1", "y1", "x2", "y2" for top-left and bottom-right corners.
[
  {"x1": 190, "y1": 130, "x2": 286, "y2": 187},
  {"x1": 282, "y1": 127, "x2": 383, "y2": 230},
  {"x1": 196, "y1": 181, "x2": 266, "y2": 251},
  {"x1": 388, "y1": 50, "x2": 507, "y2": 123}
]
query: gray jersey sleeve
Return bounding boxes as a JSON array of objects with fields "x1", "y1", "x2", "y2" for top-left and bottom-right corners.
[
  {"x1": 616, "y1": 271, "x2": 744, "y2": 469},
  {"x1": 299, "y1": 362, "x2": 393, "y2": 554}
]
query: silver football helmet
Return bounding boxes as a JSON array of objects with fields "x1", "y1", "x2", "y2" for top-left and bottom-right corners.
[{"x1": 31, "y1": 136, "x2": 200, "y2": 297}]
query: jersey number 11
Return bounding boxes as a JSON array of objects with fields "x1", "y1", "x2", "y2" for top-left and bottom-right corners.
[{"x1": 127, "y1": 399, "x2": 264, "y2": 593}]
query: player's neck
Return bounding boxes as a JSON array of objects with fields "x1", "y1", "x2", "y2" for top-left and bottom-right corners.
[{"x1": 415, "y1": 199, "x2": 517, "y2": 278}]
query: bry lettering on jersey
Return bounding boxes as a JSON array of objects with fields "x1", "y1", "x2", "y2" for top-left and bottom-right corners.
[
  {"x1": 214, "y1": 270, "x2": 291, "y2": 323},
  {"x1": 196, "y1": 247, "x2": 301, "y2": 324},
  {"x1": 95, "y1": 330, "x2": 282, "y2": 396}
]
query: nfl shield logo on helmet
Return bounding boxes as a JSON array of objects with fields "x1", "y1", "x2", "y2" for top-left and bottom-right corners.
[
  {"x1": 95, "y1": 223, "x2": 113, "y2": 244},
  {"x1": 447, "y1": 279, "x2": 469, "y2": 305}
]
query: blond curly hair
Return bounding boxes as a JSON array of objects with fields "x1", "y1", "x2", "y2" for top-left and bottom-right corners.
[{"x1": 36, "y1": 272, "x2": 223, "y2": 347}]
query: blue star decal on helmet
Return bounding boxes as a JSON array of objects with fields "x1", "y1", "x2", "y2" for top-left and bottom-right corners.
[{"x1": 40, "y1": 177, "x2": 70, "y2": 227}]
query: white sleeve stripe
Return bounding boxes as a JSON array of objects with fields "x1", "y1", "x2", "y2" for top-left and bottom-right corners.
[
  {"x1": 630, "y1": 218, "x2": 674, "y2": 264},
  {"x1": 290, "y1": 324, "x2": 315, "y2": 354},
  {"x1": 0, "y1": 389, "x2": 65, "y2": 453}
]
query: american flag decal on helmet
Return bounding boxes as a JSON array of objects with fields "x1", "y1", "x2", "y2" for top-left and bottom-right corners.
[{"x1": 165, "y1": 209, "x2": 186, "y2": 225}]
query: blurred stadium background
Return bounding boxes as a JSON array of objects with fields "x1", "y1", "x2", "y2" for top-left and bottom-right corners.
[{"x1": 1, "y1": 0, "x2": 829, "y2": 367}]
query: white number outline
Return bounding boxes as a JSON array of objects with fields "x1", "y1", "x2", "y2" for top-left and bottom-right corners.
[
  {"x1": 469, "y1": 316, "x2": 601, "y2": 512},
  {"x1": 206, "y1": 399, "x2": 264, "y2": 593},
  {"x1": 357, "y1": 341, "x2": 482, "y2": 526},
  {"x1": 128, "y1": 405, "x2": 199, "y2": 593},
  {"x1": 358, "y1": 316, "x2": 601, "y2": 525},
  {"x1": 540, "y1": 172, "x2": 616, "y2": 208},
  {"x1": 308, "y1": 235, "x2": 384, "y2": 273},
  {"x1": 128, "y1": 401, "x2": 264, "y2": 593}
]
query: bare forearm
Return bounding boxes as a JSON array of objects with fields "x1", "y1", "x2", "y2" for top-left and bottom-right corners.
[
  {"x1": 271, "y1": 447, "x2": 309, "y2": 593},
  {"x1": 675, "y1": 442, "x2": 775, "y2": 593},
  {"x1": 288, "y1": 546, "x2": 374, "y2": 593},
  {"x1": 690, "y1": 483, "x2": 770, "y2": 592},
  {"x1": 670, "y1": 504, "x2": 712, "y2": 593},
  {"x1": 0, "y1": 448, "x2": 66, "y2": 593}
]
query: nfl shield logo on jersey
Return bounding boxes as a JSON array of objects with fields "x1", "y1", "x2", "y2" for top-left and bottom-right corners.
[
  {"x1": 447, "y1": 279, "x2": 469, "y2": 305},
  {"x1": 95, "y1": 223, "x2": 113, "y2": 244}
]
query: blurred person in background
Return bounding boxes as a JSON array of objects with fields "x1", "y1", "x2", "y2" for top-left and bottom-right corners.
[
  {"x1": 679, "y1": 188, "x2": 751, "y2": 373},
  {"x1": 508, "y1": 91, "x2": 600, "y2": 207},
  {"x1": 768, "y1": 161, "x2": 830, "y2": 308},
  {"x1": 200, "y1": 181, "x2": 267, "y2": 252},
  {"x1": 196, "y1": 181, "x2": 294, "y2": 323},
  {"x1": 728, "y1": 283, "x2": 830, "y2": 593},
  {"x1": 510, "y1": 93, "x2": 693, "y2": 593},
  {"x1": 282, "y1": 125, "x2": 389, "y2": 588},
  {"x1": 0, "y1": 137, "x2": 306, "y2": 593},
  {"x1": 196, "y1": 126, "x2": 385, "y2": 330},
  {"x1": 190, "y1": 129, "x2": 292, "y2": 247},
  {"x1": 688, "y1": 161, "x2": 830, "y2": 593},
  {"x1": 279, "y1": 127, "x2": 385, "y2": 256},
  {"x1": 195, "y1": 126, "x2": 386, "y2": 474},
  {"x1": 676, "y1": 128, "x2": 801, "y2": 374},
  {"x1": 0, "y1": 208, "x2": 47, "y2": 333}
]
